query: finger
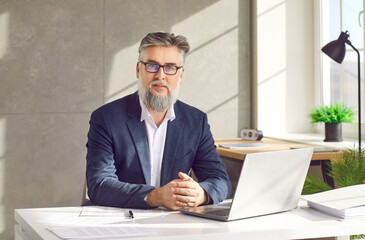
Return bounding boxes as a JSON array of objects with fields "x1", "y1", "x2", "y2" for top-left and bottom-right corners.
[
  {"x1": 176, "y1": 200, "x2": 194, "y2": 207},
  {"x1": 173, "y1": 187, "x2": 197, "y2": 196},
  {"x1": 175, "y1": 194, "x2": 196, "y2": 204},
  {"x1": 178, "y1": 172, "x2": 193, "y2": 181},
  {"x1": 174, "y1": 181, "x2": 196, "y2": 189}
]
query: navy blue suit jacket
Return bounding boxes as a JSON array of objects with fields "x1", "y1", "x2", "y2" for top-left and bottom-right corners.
[{"x1": 86, "y1": 92, "x2": 232, "y2": 208}]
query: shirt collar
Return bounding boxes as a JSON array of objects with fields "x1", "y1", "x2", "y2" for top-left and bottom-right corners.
[{"x1": 139, "y1": 96, "x2": 176, "y2": 122}]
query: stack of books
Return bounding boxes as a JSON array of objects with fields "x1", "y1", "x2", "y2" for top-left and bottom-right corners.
[{"x1": 301, "y1": 184, "x2": 365, "y2": 219}]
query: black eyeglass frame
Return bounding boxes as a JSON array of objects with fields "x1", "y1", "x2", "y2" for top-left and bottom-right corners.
[{"x1": 139, "y1": 61, "x2": 183, "y2": 75}]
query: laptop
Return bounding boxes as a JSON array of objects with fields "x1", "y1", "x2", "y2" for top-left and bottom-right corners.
[{"x1": 179, "y1": 147, "x2": 314, "y2": 221}]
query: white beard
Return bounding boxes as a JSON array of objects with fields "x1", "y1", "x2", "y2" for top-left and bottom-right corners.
[{"x1": 138, "y1": 78, "x2": 180, "y2": 112}]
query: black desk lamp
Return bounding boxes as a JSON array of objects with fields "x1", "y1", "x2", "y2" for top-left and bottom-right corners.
[{"x1": 321, "y1": 31, "x2": 361, "y2": 151}]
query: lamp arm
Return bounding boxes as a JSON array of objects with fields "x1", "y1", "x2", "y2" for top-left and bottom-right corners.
[{"x1": 347, "y1": 42, "x2": 361, "y2": 151}]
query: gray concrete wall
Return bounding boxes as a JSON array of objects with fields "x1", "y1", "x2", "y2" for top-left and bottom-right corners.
[{"x1": 0, "y1": 0, "x2": 251, "y2": 238}]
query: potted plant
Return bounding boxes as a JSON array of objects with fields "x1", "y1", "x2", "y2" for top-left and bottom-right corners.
[{"x1": 309, "y1": 103, "x2": 355, "y2": 142}]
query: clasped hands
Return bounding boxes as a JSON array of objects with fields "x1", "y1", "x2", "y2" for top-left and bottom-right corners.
[{"x1": 146, "y1": 172, "x2": 207, "y2": 210}]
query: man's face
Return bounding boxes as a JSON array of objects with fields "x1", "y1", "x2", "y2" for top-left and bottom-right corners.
[{"x1": 136, "y1": 46, "x2": 184, "y2": 97}]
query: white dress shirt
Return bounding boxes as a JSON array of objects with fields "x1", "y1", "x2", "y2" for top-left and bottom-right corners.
[{"x1": 139, "y1": 97, "x2": 176, "y2": 187}]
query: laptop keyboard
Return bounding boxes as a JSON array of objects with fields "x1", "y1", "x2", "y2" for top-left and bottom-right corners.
[{"x1": 205, "y1": 208, "x2": 230, "y2": 216}]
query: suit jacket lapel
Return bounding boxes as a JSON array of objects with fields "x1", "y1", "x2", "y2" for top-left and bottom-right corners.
[
  {"x1": 127, "y1": 93, "x2": 151, "y2": 185},
  {"x1": 160, "y1": 115, "x2": 185, "y2": 185}
]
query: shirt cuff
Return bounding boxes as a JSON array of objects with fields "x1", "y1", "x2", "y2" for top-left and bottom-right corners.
[{"x1": 204, "y1": 193, "x2": 212, "y2": 205}]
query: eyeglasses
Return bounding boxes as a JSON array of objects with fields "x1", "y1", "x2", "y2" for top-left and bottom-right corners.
[{"x1": 140, "y1": 61, "x2": 183, "y2": 75}]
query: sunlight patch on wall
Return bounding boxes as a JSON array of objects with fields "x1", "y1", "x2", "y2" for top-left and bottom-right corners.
[
  {"x1": 171, "y1": 0, "x2": 238, "y2": 53},
  {"x1": 257, "y1": 2, "x2": 286, "y2": 82},
  {"x1": 258, "y1": 71, "x2": 286, "y2": 133},
  {"x1": 257, "y1": 1, "x2": 287, "y2": 133},
  {"x1": 105, "y1": 42, "x2": 140, "y2": 103},
  {"x1": 257, "y1": 0, "x2": 285, "y2": 15},
  {"x1": 0, "y1": 12, "x2": 9, "y2": 59},
  {"x1": 171, "y1": 0, "x2": 238, "y2": 111}
]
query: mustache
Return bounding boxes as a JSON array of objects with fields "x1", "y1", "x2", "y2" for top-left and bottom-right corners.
[{"x1": 148, "y1": 81, "x2": 170, "y2": 91}]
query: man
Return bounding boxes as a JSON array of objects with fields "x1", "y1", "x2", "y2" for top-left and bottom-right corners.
[{"x1": 86, "y1": 32, "x2": 231, "y2": 210}]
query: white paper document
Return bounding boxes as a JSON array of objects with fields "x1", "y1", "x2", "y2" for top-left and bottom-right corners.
[
  {"x1": 38, "y1": 213, "x2": 128, "y2": 225},
  {"x1": 79, "y1": 206, "x2": 167, "y2": 218},
  {"x1": 48, "y1": 224, "x2": 153, "y2": 239},
  {"x1": 301, "y1": 184, "x2": 365, "y2": 210},
  {"x1": 38, "y1": 207, "x2": 169, "y2": 226},
  {"x1": 301, "y1": 184, "x2": 365, "y2": 219},
  {"x1": 79, "y1": 206, "x2": 128, "y2": 217}
]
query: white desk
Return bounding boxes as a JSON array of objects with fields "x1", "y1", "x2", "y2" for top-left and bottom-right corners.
[{"x1": 14, "y1": 201, "x2": 365, "y2": 240}]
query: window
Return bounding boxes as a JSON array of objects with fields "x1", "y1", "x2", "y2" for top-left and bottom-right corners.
[{"x1": 318, "y1": 0, "x2": 364, "y2": 130}]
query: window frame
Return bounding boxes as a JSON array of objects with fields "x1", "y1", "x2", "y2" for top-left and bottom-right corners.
[{"x1": 315, "y1": 0, "x2": 365, "y2": 138}]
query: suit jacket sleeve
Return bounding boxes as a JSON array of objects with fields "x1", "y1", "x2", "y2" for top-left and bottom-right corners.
[
  {"x1": 192, "y1": 114, "x2": 232, "y2": 203},
  {"x1": 86, "y1": 109, "x2": 154, "y2": 209}
]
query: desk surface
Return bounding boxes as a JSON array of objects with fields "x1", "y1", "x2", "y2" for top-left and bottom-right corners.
[
  {"x1": 15, "y1": 202, "x2": 365, "y2": 240},
  {"x1": 215, "y1": 137, "x2": 341, "y2": 161}
]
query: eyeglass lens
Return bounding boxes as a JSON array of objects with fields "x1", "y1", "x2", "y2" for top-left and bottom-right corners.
[{"x1": 146, "y1": 63, "x2": 177, "y2": 75}]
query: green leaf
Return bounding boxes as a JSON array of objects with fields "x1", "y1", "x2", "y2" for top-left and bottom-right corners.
[
  {"x1": 328, "y1": 147, "x2": 365, "y2": 187},
  {"x1": 302, "y1": 147, "x2": 365, "y2": 194},
  {"x1": 351, "y1": 234, "x2": 365, "y2": 239},
  {"x1": 302, "y1": 174, "x2": 332, "y2": 195},
  {"x1": 309, "y1": 103, "x2": 355, "y2": 124}
]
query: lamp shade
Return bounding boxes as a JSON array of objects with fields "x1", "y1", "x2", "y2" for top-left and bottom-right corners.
[
  {"x1": 321, "y1": 31, "x2": 350, "y2": 64},
  {"x1": 321, "y1": 41, "x2": 345, "y2": 63}
]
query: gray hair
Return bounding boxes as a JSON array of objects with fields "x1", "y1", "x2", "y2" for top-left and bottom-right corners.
[{"x1": 138, "y1": 32, "x2": 190, "y2": 64}]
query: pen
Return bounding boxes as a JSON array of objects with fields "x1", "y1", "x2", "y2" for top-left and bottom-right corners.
[{"x1": 128, "y1": 210, "x2": 134, "y2": 219}]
